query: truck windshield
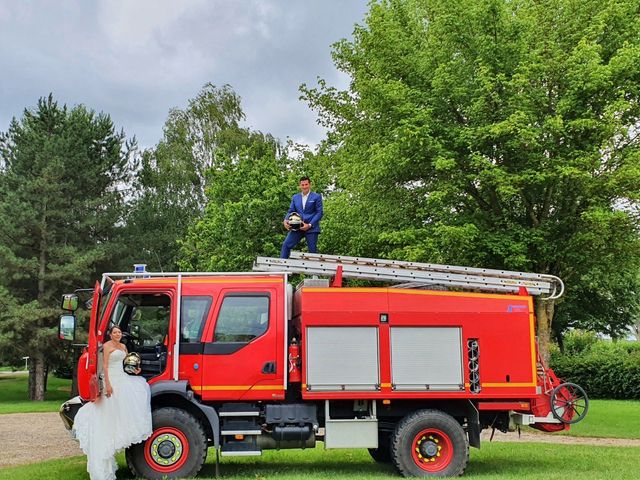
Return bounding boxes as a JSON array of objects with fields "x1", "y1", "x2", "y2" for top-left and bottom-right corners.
[{"x1": 108, "y1": 293, "x2": 170, "y2": 348}]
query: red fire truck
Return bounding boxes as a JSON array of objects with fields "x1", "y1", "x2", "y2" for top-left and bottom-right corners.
[{"x1": 58, "y1": 252, "x2": 588, "y2": 479}]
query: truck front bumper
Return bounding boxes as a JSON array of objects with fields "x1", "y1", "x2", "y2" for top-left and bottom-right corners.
[{"x1": 59, "y1": 396, "x2": 85, "y2": 431}]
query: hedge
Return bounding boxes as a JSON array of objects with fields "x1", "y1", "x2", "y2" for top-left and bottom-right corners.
[{"x1": 550, "y1": 332, "x2": 640, "y2": 400}]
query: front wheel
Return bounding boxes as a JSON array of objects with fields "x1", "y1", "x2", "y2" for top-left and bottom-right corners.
[
  {"x1": 126, "y1": 407, "x2": 208, "y2": 479},
  {"x1": 391, "y1": 409, "x2": 468, "y2": 478}
]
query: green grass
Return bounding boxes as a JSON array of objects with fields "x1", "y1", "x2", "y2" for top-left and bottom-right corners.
[
  {"x1": 563, "y1": 399, "x2": 640, "y2": 439},
  {"x1": 0, "y1": 372, "x2": 72, "y2": 414},
  {"x1": 540, "y1": 399, "x2": 640, "y2": 439},
  {"x1": 0, "y1": 443, "x2": 639, "y2": 480}
]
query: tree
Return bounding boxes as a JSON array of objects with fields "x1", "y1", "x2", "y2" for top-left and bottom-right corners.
[
  {"x1": 179, "y1": 131, "x2": 303, "y2": 272},
  {"x1": 0, "y1": 95, "x2": 134, "y2": 400},
  {"x1": 554, "y1": 272, "x2": 640, "y2": 346},
  {"x1": 302, "y1": 0, "x2": 640, "y2": 362},
  {"x1": 124, "y1": 84, "x2": 246, "y2": 271}
]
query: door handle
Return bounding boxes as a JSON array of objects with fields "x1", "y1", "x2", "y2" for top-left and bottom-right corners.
[{"x1": 262, "y1": 361, "x2": 276, "y2": 374}]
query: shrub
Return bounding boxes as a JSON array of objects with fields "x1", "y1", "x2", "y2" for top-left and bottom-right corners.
[{"x1": 551, "y1": 334, "x2": 640, "y2": 400}]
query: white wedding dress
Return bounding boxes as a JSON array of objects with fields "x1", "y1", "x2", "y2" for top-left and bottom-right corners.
[{"x1": 73, "y1": 348, "x2": 153, "y2": 480}]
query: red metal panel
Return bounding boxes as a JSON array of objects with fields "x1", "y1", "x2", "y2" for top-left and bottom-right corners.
[
  {"x1": 196, "y1": 281, "x2": 285, "y2": 401},
  {"x1": 299, "y1": 287, "x2": 539, "y2": 402},
  {"x1": 389, "y1": 289, "x2": 536, "y2": 394},
  {"x1": 378, "y1": 321, "x2": 392, "y2": 394},
  {"x1": 98, "y1": 282, "x2": 178, "y2": 386},
  {"x1": 78, "y1": 282, "x2": 102, "y2": 401},
  {"x1": 298, "y1": 287, "x2": 388, "y2": 395},
  {"x1": 478, "y1": 401, "x2": 530, "y2": 411}
]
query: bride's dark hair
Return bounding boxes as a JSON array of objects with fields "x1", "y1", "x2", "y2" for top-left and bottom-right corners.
[{"x1": 105, "y1": 324, "x2": 122, "y2": 341}]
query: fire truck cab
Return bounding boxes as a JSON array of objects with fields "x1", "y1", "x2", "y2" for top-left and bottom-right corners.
[{"x1": 58, "y1": 253, "x2": 588, "y2": 479}]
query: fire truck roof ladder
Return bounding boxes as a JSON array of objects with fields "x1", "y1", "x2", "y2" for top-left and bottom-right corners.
[{"x1": 253, "y1": 252, "x2": 564, "y2": 299}]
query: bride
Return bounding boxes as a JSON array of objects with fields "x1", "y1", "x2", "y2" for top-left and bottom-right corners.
[{"x1": 73, "y1": 325, "x2": 153, "y2": 480}]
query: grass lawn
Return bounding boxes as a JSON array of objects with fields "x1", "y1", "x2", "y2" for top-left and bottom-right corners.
[
  {"x1": 0, "y1": 442, "x2": 638, "y2": 480},
  {"x1": 559, "y1": 399, "x2": 640, "y2": 439},
  {"x1": 529, "y1": 399, "x2": 640, "y2": 440},
  {"x1": 0, "y1": 372, "x2": 72, "y2": 414}
]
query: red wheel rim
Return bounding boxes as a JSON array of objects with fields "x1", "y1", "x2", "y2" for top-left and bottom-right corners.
[
  {"x1": 411, "y1": 428, "x2": 454, "y2": 472},
  {"x1": 554, "y1": 386, "x2": 575, "y2": 421},
  {"x1": 144, "y1": 427, "x2": 190, "y2": 473}
]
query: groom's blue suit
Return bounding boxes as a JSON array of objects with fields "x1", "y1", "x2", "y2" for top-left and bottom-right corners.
[{"x1": 280, "y1": 191, "x2": 323, "y2": 258}]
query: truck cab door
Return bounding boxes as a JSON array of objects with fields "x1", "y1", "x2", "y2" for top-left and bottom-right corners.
[
  {"x1": 100, "y1": 289, "x2": 173, "y2": 381},
  {"x1": 198, "y1": 286, "x2": 284, "y2": 401},
  {"x1": 77, "y1": 282, "x2": 102, "y2": 401}
]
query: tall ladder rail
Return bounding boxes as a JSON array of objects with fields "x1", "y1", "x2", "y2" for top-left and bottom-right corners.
[{"x1": 253, "y1": 252, "x2": 564, "y2": 299}]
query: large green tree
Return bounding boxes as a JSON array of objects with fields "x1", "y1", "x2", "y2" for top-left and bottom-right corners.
[
  {"x1": 0, "y1": 95, "x2": 134, "y2": 400},
  {"x1": 303, "y1": 0, "x2": 640, "y2": 360},
  {"x1": 179, "y1": 132, "x2": 304, "y2": 272},
  {"x1": 124, "y1": 83, "x2": 247, "y2": 271}
]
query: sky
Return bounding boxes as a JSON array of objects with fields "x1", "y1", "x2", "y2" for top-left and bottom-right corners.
[{"x1": 0, "y1": 1, "x2": 369, "y2": 149}]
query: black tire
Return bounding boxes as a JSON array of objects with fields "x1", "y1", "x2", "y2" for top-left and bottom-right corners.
[
  {"x1": 126, "y1": 407, "x2": 208, "y2": 480},
  {"x1": 390, "y1": 409, "x2": 468, "y2": 478}
]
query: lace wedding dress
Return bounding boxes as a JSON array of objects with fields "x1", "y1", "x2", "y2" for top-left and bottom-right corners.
[{"x1": 73, "y1": 348, "x2": 153, "y2": 480}]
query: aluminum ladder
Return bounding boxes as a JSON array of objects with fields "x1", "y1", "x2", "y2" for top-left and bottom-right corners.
[{"x1": 253, "y1": 252, "x2": 564, "y2": 299}]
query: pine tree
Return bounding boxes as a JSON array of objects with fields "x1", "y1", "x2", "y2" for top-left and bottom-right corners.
[{"x1": 0, "y1": 95, "x2": 134, "y2": 400}]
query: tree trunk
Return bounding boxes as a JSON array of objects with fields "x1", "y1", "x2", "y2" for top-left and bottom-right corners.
[
  {"x1": 28, "y1": 360, "x2": 35, "y2": 400},
  {"x1": 30, "y1": 353, "x2": 47, "y2": 401},
  {"x1": 535, "y1": 298, "x2": 555, "y2": 366},
  {"x1": 32, "y1": 207, "x2": 48, "y2": 402},
  {"x1": 551, "y1": 320, "x2": 565, "y2": 353}
]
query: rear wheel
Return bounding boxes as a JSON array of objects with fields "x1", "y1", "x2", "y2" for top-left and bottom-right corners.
[
  {"x1": 391, "y1": 410, "x2": 468, "y2": 477},
  {"x1": 126, "y1": 407, "x2": 208, "y2": 479}
]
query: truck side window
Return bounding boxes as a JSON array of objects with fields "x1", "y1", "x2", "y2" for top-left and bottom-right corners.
[
  {"x1": 181, "y1": 296, "x2": 212, "y2": 343},
  {"x1": 214, "y1": 295, "x2": 269, "y2": 343}
]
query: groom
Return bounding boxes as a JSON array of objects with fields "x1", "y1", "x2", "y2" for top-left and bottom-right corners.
[{"x1": 280, "y1": 176, "x2": 323, "y2": 259}]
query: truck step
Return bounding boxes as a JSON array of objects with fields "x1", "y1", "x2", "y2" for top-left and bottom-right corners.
[
  {"x1": 221, "y1": 420, "x2": 262, "y2": 435},
  {"x1": 219, "y1": 403, "x2": 260, "y2": 417},
  {"x1": 220, "y1": 443, "x2": 262, "y2": 456}
]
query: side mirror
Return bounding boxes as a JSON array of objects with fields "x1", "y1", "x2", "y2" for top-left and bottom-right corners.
[
  {"x1": 61, "y1": 294, "x2": 79, "y2": 312},
  {"x1": 58, "y1": 314, "x2": 76, "y2": 341}
]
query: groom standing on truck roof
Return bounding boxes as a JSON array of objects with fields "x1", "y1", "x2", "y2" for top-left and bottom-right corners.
[{"x1": 280, "y1": 176, "x2": 323, "y2": 259}]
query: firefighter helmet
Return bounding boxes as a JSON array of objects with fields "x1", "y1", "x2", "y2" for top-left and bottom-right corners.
[
  {"x1": 123, "y1": 352, "x2": 141, "y2": 375},
  {"x1": 288, "y1": 212, "x2": 303, "y2": 231}
]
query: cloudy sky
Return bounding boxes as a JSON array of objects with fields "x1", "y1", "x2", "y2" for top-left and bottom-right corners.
[{"x1": 0, "y1": 1, "x2": 368, "y2": 149}]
